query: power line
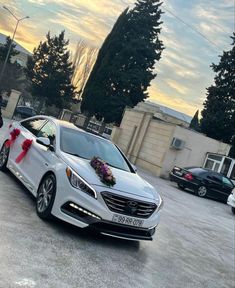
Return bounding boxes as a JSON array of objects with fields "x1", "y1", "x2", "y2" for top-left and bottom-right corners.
[{"x1": 162, "y1": 5, "x2": 222, "y2": 52}]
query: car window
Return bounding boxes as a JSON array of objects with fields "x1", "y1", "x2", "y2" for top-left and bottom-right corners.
[
  {"x1": 187, "y1": 168, "x2": 206, "y2": 175},
  {"x1": 222, "y1": 177, "x2": 234, "y2": 188},
  {"x1": 60, "y1": 127, "x2": 131, "y2": 172},
  {"x1": 38, "y1": 121, "x2": 56, "y2": 146},
  {"x1": 207, "y1": 172, "x2": 222, "y2": 183},
  {"x1": 21, "y1": 118, "x2": 47, "y2": 136}
]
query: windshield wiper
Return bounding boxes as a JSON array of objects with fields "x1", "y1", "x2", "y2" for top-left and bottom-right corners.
[{"x1": 65, "y1": 152, "x2": 88, "y2": 160}]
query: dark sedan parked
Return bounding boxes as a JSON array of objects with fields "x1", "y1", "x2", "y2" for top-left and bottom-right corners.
[
  {"x1": 13, "y1": 106, "x2": 37, "y2": 120},
  {"x1": 170, "y1": 167, "x2": 234, "y2": 202}
]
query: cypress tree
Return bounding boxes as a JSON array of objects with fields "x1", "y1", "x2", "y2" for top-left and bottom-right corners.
[
  {"x1": 81, "y1": 0, "x2": 164, "y2": 124},
  {"x1": 189, "y1": 110, "x2": 200, "y2": 131},
  {"x1": 200, "y1": 33, "x2": 235, "y2": 143}
]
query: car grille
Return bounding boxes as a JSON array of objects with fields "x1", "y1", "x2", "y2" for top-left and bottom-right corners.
[{"x1": 101, "y1": 192, "x2": 157, "y2": 219}]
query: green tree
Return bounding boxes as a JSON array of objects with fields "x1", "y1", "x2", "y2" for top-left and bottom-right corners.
[
  {"x1": 0, "y1": 36, "x2": 19, "y2": 63},
  {"x1": 26, "y1": 31, "x2": 75, "y2": 112},
  {"x1": 189, "y1": 110, "x2": 200, "y2": 131},
  {"x1": 200, "y1": 33, "x2": 235, "y2": 143},
  {"x1": 81, "y1": 0, "x2": 164, "y2": 125}
]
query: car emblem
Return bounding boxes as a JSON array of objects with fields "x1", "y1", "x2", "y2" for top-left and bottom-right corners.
[{"x1": 126, "y1": 201, "x2": 138, "y2": 215}]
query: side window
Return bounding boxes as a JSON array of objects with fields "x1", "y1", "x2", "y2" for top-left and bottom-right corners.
[
  {"x1": 21, "y1": 118, "x2": 46, "y2": 136},
  {"x1": 208, "y1": 173, "x2": 222, "y2": 183},
  {"x1": 38, "y1": 121, "x2": 56, "y2": 145},
  {"x1": 222, "y1": 177, "x2": 233, "y2": 188}
]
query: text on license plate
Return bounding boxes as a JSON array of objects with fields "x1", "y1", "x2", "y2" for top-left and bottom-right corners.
[
  {"x1": 174, "y1": 171, "x2": 183, "y2": 176},
  {"x1": 112, "y1": 214, "x2": 144, "y2": 227}
]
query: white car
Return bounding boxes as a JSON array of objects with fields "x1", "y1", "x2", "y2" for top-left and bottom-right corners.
[
  {"x1": 227, "y1": 189, "x2": 235, "y2": 214},
  {"x1": 0, "y1": 116, "x2": 163, "y2": 241}
]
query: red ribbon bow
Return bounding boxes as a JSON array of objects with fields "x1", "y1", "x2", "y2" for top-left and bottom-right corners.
[
  {"x1": 5, "y1": 128, "x2": 21, "y2": 148},
  {"x1": 15, "y1": 139, "x2": 33, "y2": 164}
]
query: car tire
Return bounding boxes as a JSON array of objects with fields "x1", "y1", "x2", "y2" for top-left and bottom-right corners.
[
  {"x1": 197, "y1": 185, "x2": 207, "y2": 197},
  {"x1": 177, "y1": 183, "x2": 185, "y2": 190},
  {"x1": 36, "y1": 174, "x2": 56, "y2": 220},
  {"x1": 0, "y1": 141, "x2": 9, "y2": 172},
  {"x1": 231, "y1": 207, "x2": 235, "y2": 214}
]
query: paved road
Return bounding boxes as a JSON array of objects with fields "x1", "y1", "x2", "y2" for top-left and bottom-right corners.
[{"x1": 0, "y1": 119, "x2": 234, "y2": 288}]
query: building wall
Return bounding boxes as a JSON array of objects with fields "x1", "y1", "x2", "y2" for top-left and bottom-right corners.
[
  {"x1": 136, "y1": 120, "x2": 174, "y2": 176},
  {"x1": 161, "y1": 126, "x2": 231, "y2": 178},
  {"x1": 111, "y1": 109, "x2": 175, "y2": 176},
  {"x1": 111, "y1": 108, "x2": 231, "y2": 178}
]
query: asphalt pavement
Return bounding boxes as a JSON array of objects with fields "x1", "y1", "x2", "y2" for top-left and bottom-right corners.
[{"x1": 0, "y1": 118, "x2": 234, "y2": 288}]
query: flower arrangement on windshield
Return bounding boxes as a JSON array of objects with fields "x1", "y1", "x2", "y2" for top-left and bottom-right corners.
[{"x1": 90, "y1": 157, "x2": 116, "y2": 187}]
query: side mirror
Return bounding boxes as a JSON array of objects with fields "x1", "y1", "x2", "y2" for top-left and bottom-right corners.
[
  {"x1": 37, "y1": 137, "x2": 55, "y2": 152},
  {"x1": 131, "y1": 163, "x2": 137, "y2": 172},
  {"x1": 36, "y1": 137, "x2": 50, "y2": 147}
]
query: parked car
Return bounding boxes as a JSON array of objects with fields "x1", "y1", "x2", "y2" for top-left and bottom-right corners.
[
  {"x1": 170, "y1": 166, "x2": 234, "y2": 202},
  {"x1": 0, "y1": 116, "x2": 163, "y2": 241},
  {"x1": 227, "y1": 188, "x2": 235, "y2": 214},
  {"x1": 13, "y1": 106, "x2": 37, "y2": 120}
]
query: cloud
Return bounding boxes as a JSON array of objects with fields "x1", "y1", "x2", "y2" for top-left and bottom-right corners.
[
  {"x1": 148, "y1": 83, "x2": 200, "y2": 116},
  {"x1": 166, "y1": 79, "x2": 189, "y2": 95}
]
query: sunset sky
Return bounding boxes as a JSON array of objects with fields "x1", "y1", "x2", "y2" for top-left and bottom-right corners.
[{"x1": 0, "y1": 0, "x2": 234, "y2": 116}]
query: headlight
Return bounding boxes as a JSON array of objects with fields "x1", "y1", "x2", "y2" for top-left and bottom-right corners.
[
  {"x1": 66, "y1": 167, "x2": 97, "y2": 199},
  {"x1": 156, "y1": 195, "x2": 164, "y2": 212}
]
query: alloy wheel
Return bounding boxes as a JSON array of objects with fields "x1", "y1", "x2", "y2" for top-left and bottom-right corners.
[
  {"x1": 198, "y1": 186, "x2": 207, "y2": 197},
  {"x1": 37, "y1": 177, "x2": 54, "y2": 213},
  {"x1": 0, "y1": 143, "x2": 9, "y2": 169}
]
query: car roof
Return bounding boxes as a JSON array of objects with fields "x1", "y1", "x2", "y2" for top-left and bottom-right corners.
[
  {"x1": 30, "y1": 116, "x2": 111, "y2": 143},
  {"x1": 186, "y1": 167, "x2": 228, "y2": 177}
]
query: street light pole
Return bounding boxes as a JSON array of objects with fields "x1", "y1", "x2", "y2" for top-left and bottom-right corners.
[{"x1": 0, "y1": 6, "x2": 29, "y2": 90}]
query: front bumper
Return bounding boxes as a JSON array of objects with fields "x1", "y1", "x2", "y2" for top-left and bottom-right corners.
[
  {"x1": 51, "y1": 177, "x2": 160, "y2": 241},
  {"x1": 227, "y1": 194, "x2": 235, "y2": 208}
]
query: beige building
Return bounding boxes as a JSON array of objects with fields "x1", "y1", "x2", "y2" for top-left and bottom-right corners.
[
  {"x1": 111, "y1": 109, "x2": 230, "y2": 178},
  {"x1": 134, "y1": 101, "x2": 192, "y2": 127}
]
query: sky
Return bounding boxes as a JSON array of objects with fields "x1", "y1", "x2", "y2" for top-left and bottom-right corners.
[{"x1": 0, "y1": 0, "x2": 234, "y2": 116}]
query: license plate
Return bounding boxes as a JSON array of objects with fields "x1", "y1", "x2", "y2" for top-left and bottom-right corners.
[
  {"x1": 174, "y1": 171, "x2": 183, "y2": 176},
  {"x1": 112, "y1": 214, "x2": 144, "y2": 227}
]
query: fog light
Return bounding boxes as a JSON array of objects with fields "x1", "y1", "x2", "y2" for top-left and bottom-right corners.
[{"x1": 69, "y1": 203, "x2": 101, "y2": 220}]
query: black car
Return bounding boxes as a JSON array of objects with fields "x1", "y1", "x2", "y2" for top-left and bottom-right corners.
[
  {"x1": 14, "y1": 106, "x2": 37, "y2": 119},
  {"x1": 170, "y1": 166, "x2": 234, "y2": 202}
]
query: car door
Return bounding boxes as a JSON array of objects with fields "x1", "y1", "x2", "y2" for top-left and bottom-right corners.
[
  {"x1": 8, "y1": 117, "x2": 47, "y2": 193},
  {"x1": 221, "y1": 176, "x2": 234, "y2": 202},
  {"x1": 205, "y1": 172, "x2": 223, "y2": 200},
  {"x1": 21, "y1": 120, "x2": 58, "y2": 195}
]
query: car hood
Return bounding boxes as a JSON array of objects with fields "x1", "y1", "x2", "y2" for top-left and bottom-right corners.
[{"x1": 60, "y1": 152, "x2": 159, "y2": 201}]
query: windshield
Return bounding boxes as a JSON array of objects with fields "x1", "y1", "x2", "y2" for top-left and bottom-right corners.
[{"x1": 60, "y1": 127, "x2": 131, "y2": 172}]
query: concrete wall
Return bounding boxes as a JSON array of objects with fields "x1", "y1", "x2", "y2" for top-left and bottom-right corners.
[
  {"x1": 136, "y1": 120, "x2": 174, "y2": 176},
  {"x1": 112, "y1": 108, "x2": 231, "y2": 178},
  {"x1": 111, "y1": 109, "x2": 175, "y2": 176},
  {"x1": 2, "y1": 89, "x2": 21, "y2": 119},
  {"x1": 161, "y1": 126, "x2": 231, "y2": 178}
]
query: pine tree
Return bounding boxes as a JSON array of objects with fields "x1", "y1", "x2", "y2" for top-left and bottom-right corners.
[
  {"x1": 26, "y1": 31, "x2": 75, "y2": 111},
  {"x1": 189, "y1": 110, "x2": 200, "y2": 131},
  {"x1": 81, "y1": 0, "x2": 164, "y2": 124},
  {"x1": 0, "y1": 36, "x2": 19, "y2": 63},
  {"x1": 200, "y1": 33, "x2": 235, "y2": 143}
]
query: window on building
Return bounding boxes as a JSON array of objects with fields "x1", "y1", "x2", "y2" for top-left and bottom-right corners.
[{"x1": 221, "y1": 158, "x2": 232, "y2": 176}]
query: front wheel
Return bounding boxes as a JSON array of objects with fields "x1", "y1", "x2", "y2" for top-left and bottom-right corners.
[
  {"x1": 0, "y1": 142, "x2": 9, "y2": 171},
  {"x1": 197, "y1": 185, "x2": 207, "y2": 197},
  {"x1": 232, "y1": 207, "x2": 235, "y2": 215},
  {"x1": 36, "y1": 174, "x2": 56, "y2": 220}
]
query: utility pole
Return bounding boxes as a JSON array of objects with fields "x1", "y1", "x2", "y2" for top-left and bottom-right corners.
[{"x1": 0, "y1": 6, "x2": 29, "y2": 90}]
